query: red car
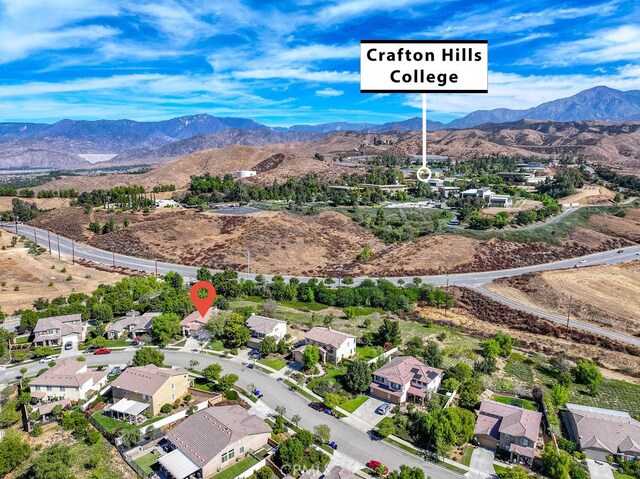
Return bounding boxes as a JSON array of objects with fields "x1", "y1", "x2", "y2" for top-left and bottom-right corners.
[
  {"x1": 94, "y1": 348, "x2": 112, "y2": 355},
  {"x1": 367, "y1": 461, "x2": 389, "y2": 475}
]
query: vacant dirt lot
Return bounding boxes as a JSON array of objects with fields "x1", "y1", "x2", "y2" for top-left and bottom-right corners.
[
  {"x1": 484, "y1": 198, "x2": 543, "y2": 216},
  {"x1": 487, "y1": 261, "x2": 640, "y2": 335},
  {"x1": 559, "y1": 185, "x2": 616, "y2": 205},
  {"x1": 0, "y1": 196, "x2": 71, "y2": 211},
  {"x1": 0, "y1": 232, "x2": 126, "y2": 314},
  {"x1": 589, "y1": 208, "x2": 640, "y2": 242}
]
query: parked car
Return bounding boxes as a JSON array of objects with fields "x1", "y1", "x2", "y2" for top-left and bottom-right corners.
[
  {"x1": 254, "y1": 390, "x2": 263, "y2": 399},
  {"x1": 375, "y1": 403, "x2": 391, "y2": 415},
  {"x1": 308, "y1": 402, "x2": 324, "y2": 412},
  {"x1": 94, "y1": 348, "x2": 112, "y2": 355},
  {"x1": 329, "y1": 441, "x2": 338, "y2": 450},
  {"x1": 108, "y1": 367, "x2": 122, "y2": 378},
  {"x1": 39, "y1": 355, "x2": 56, "y2": 364},
  {"x1": 367, "y1": 461, "x2": 388, "y2": 475},
  {"x1": 247, "y1": 363, "x2": 254, "y2": 369},
  {"x1": 64, "y1": 342, "x2": 73, "y2": 350},
  {"x1": 617, "y1": 249, "x2": 624, "y2": 253}
]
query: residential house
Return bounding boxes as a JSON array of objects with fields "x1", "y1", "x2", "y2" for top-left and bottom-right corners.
[
  {"x1": 105, "y1": 312, "x2": 160, "y2": 339},
  {"x1": 180, "y1": 307, "x2": 218, "y2": 339},
  {"x1": 565, "y1": 403, "x2": 640, "y2": 461},
  {"x1": 324, "y1": 466, "x2": 357, "y2": 479},
  {"x1": 32, "y1": 314, "x2": 84, "y2": 347},
  {"x1": 29, "y1": 359, "x2": 108, "y2": 402},
  {"x1": 246, "y1": 314, "x2": 287, "y2": 349},
  {"x1": 438, "y1": 186, "x2": 460, "y2": 198},
  {"x1": 293, "y1": 327, "x2": 356, "y2": 364},
  {"x1": 110, "y1": 364, "x2": 190, "y2": 416},
  {"x1": 158, "y1": 405, "x2": 271, "y2": 479},
  {"x1": 370, "y1": 356, "x2": 443, "y2": 405},
  {"x1": 474, "y1": 400, "x2": 543, "y2": 464}
]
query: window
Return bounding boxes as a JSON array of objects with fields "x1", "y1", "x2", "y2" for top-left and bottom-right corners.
[
  {"x1": 60, "y1": 387, "x2": 65, "y2": 392},
  {"x1": 504, "y1": 434, "x2": 510, "y2": 440},
  {"x1": 172, "y1": 393, "x2": 176, "y2": 400},
  {"x1": 520, "y1": 438, "x2": 528, "y2": 446},
  {"x1": 221, "y1": 449, "x2": 235, "y2": 463},
  {"x1": 172, "y1": 383, "x2": 176, "y2": 389},
  {"x1": 47, "y1": 386, "x2": 53, "y2": 391},
  {"x1": 239, "y1": 446, "x2": 244, "y2": 454},
  {"x1": 34, "y1": 386, "x2": 40, "y2": 391}
]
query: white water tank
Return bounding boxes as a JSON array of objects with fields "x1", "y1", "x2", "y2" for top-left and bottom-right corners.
[{"x1": 236, "y1": 170, "x2": 257, "y2": 178}]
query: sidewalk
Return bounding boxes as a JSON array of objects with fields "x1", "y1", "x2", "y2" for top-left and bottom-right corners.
[{"x1": 384, "y1": 434, "x2": 471, "y2": 473}]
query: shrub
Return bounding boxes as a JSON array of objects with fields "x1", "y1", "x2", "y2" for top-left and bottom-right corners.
[
  {"x1": 160, "y1": 404, "x2": 172, "y2": 414},
  {"x1": 224, "y1": 390, "x2": 239, "y2": 400}
]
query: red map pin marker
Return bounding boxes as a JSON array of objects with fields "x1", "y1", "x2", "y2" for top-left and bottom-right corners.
[{"x1": 190, "y1": 281, "x2": 216, "y2": 318}]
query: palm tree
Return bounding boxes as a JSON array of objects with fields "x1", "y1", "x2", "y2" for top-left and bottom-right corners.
[
  {"x1": 291, "y1": 414, "x2": 301, "y2": 428},
  {"x1": 121, "y1": 428, "x2": 141, "y2": 448},
  {"x1": 275, "y1": 405, "x2": 287, "y2": 418},
  {"x1": 189, "y1": 359, "x2": 199, "y2": 371}
]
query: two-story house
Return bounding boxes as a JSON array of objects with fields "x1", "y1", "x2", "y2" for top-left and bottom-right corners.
[
  {"x1": 370, "y1": 356, "x2": 443, "y2": 405},
  {"x1": 32, "y1": 314, "x2": 84, "y2": 347},
  {"x1": 109, "y1": 364, "x2": 190, "y2": 416},
  {"x1": 246, "y1": 314, "x2": 287, "y2": 349},
  {"x1": 105, "y1": 312, "x2": 160, "y2": 339},
  {"x1": 29, "y1": 359, "x2": 108, "y2": 402},
  {"x1": 158, "y1": 405, "x2": 271, "y2": 479},
  {"x1": 474, "y1": 400, "x2": 543, "y2": 465},
  {"x1": 293, "y1": 327, "x2": 356, "y2": 364}
]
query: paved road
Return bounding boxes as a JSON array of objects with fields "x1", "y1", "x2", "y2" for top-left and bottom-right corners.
[
  {"x1": 0, "y1": 350, "x2": 462, "y2": 479},
  {"x1": 4, "y1": 223, "x2": 640, "y2": 345},
  {"x1": 475, "y1": 286, "x2": 640, "y2": 347}
]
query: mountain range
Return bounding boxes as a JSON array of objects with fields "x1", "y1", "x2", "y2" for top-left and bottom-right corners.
[{"x1": 1, "y1": 86, "x2": 639, "y2": 169}]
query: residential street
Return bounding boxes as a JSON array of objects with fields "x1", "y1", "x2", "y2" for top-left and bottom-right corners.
[{"x1": 0, "y1": 349, "x2": 464, "y2": 479}]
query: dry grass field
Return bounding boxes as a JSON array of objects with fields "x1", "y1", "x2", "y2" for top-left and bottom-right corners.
[
  {"x1": 559, "y1": 185, "x2": 616, "y2": 205},
  {"x1": 487, "y1": 261, "x2": 640, "y2": 335},
  {"x1": 0, "y1": 232, "x2": 126, "y2": 314}
]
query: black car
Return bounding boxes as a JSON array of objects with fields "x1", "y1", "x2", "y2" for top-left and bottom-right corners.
[{"x1": 308, "y1": 402, "x2": 324, "y2": 412}]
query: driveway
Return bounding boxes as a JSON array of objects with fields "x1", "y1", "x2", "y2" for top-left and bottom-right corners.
[
  {"x1": 587, "y1": 460, "x2": 614, "y2": 479},
  {"x1": 467, "y1": 448, "x2": 495, "y2": 479},
  {"x1": 58, "y1": 335, "x2": 79, "y2": 358},
  {"x1": 345, "y1": 396, "x2": 386, "y2": 432}
]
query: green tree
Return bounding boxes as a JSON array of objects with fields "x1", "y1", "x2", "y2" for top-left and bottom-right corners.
[
  {"x1": 91, "y1": 303, "x2": 113, "y2": 324},
  {"x1": 291, "y1": 414, "x2": 301, "y2": 428},
  {"x1": 121, "y1": 428, "x2": 141, "y2": 448},
  {"x1": 323, "y1": 393, "x2": 342, "y2": 409},
  {"x1": 481, "y1": 339, "x2": 501, "y2": 359},
  {"x1": 377, "y1": 417, "x2": 396, "y2": 438},
  {"x1": 189, "y1": 359, "x2": 199, "y2": 371},
  {"x1": 276, "y1": 438, "x2": 304, "y2": 470},
  {"x1": 132, "y1": 347, "x2": 164, "y2": 367},
  {"x1": 573, "y1": 359, "x2": 602, "y2": 395},
  {"x1": 295, "y1": 430, "x2": 314, "y2": 448},
  {"x1": 388, "y1": 465, "x2": 425, "y2": 479},
  {"x1": 259, "y1": 336, "x2": 278, "y2": 356},
  {"x1": 217, "y1": 373, "x2": 239, "y2": 391},
  {"x1": 164, "y1": 271, "x2": 184, "y2": 289},
  {"x1": 440, "y1": 378, "x2": 460, "y2": 394},
  {"x1": 0, "y1": 430, "x2": 31, "y2": 475},
  {"x1": 20, "y1": 309, "x2": 38, "y2": 329},
  {"x1": 542, "y1": 443, "x2": 572, "y2": 479},
  {"x1": 423, "y1": 340, "x2": 443, "y2": 368},
  {"x1": 202, "y1": 363, "x2": 223, "y2": 383},
  {"x1": 550, "y1": 383, "x2": 569, "y2": 407},
  {"x1": 497, "y1": 465, "x2": 529, "y2": 479},
  {"x1": 344, "y1": 360, "x2": 372, "y2": 393},
  {"x1": 151, "y1": 312, "x2": 181, "y2": 345},
  {"x1": 404, "y1": 336, "x2": 424, "y2": 357},
  {"x1": 302, "y1": 345, "x2": 320, "y2": 370},
  {"x1": 0, "y1": 399, "x2": 21, "y2": 427},
  {"x1": 493, "y1": 332, "x2": 512, "y2": 357},
  {"x1": 447, "y1": 362, "x2": 473, "y2": 383},
  {"x1": 25, "y1": 444, "x2": 73, "y2": 479},
  {"x1": 377, "y1": 318, "x2": 401, "y2": 346},
  {"x1": 33, "y1": 345, "x2": 55, "y2": 357},
  {"x1": 313, "y1": 424, "x2": 331, "y2": 444},
  {"x1": 223, "y1": 313, "x2": 250, "y2": 347},
  {"x1": 458, "y1": 378, "x2": 483, "y2": 409}
]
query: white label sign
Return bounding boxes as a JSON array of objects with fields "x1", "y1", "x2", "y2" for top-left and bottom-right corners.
[{"x1": 360, "y1": 40, "x2": 488, "y2": 93}]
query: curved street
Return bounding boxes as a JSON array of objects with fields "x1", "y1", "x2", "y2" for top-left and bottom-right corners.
[
  {"x1": 3, "y1": 223, "x2": 640, "y2": 347},
  {"x1": 0, "y1": 349, "x2": 463, "y2": 479}
]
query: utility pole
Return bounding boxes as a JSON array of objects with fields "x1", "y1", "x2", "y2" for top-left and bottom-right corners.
[
  {"x1": 47, "y1": 230, "x2": 51, "y2": 254},
  {"x1": 56, "y1": 234, "x2": 61, "y2": 260},
  {"x1": 445, "y1": 274, "x2": 450, "y2": 317}
]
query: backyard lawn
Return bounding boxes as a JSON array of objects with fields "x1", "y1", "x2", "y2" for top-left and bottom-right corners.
[
  {"x1": 258, "y1": 356, "x2": 287, "y2": 371},
  {"x1": 104, "y1": 339, "x2": 132, "y2": 347},
  {"x1": 134, "y1": 450, "x2": 160, "y2": 475},
  {"x1": 211, "y1": 456, "x2": 259, "y2": 479},
  {"x1": 356, "y1": 346, "x2": 383, "y2": 361},
  {"x1": 91, "y1": 411, "x2": 137, "y2": 434},
  {"x1": 340, "y1": 395, "x2": 369, "y2": 413},
  {"x1": 491, "y1": 394, "x2": 538, "y2": 411}
]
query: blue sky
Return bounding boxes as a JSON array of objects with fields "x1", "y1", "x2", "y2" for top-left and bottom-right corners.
[{"x1": 1, "y1": 0, "x2": 639, "y2": 126}]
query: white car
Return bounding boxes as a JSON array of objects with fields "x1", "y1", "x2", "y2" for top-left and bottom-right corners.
[
  {"x1": 579, "y1": 259, "x2": 587, "y2": 263},
  {"x1": 39, "y1": 355, "x2": 56, "y2": 364}
]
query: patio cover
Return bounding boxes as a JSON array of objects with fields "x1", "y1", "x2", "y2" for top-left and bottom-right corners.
[
  {"x1": 407, "y1": 386, "x2": 427, "y2": 397},
  {"x1": 111, "y1": 398, "x2": 149, "y2": 417},
  {"x1": 158, "y1": 449, "x2": 200, "y2": 479},
  {"x1": 509, "y1": 443, "x2": 535, "y2": 459}
]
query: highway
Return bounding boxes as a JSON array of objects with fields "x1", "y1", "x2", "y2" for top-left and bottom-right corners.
[
  {"x1": 3, "y1": 223, "x2": 640, "y2": 346},
  {"x1": 0, "y1": 350, "x2": 463, "y2": 479}
]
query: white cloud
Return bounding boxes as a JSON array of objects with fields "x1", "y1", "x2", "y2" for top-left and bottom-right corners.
[
  {"x1": 403, "y1": 65, "x2": 640, "y2": 116},
  {"x1": 530, "y1": 24, "x2": 640, "y2": 66},
  {"x1": 316, "y1": 88, "x2": 344, "y2": 97},
  {"x1": 493, "y1": 33, "x2": 553, "y2": 48},
  {"x1": 233, "y1": 68, "x2": 359, "y2": 83}
]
